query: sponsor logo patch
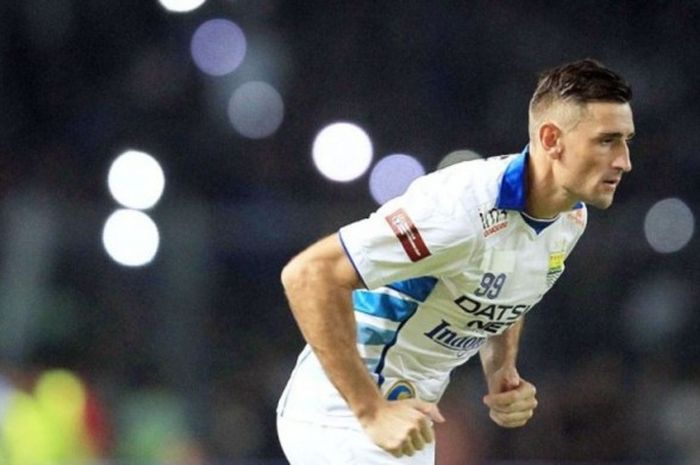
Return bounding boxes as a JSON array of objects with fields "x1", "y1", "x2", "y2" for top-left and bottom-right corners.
[
  {"x1": 385, "y1": 209, "x2": 431, "y2": 262},
  {"x1": 386, "y1": 380, "x2": 416, "y2": 401},
  {"x1": 479, "y1": 207, "x2": 508, "y2": 237},
  {"x1": 424, "y1": 319, "x2": 487, "y2": 353}
]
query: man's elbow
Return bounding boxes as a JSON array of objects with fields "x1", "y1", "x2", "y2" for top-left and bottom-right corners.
[
  {"x1": 280, "y1": 258, "x2": 300, "y2": 292},
  {"x1": 281, "y1": 256, "x2": 322, "y2": 294}
]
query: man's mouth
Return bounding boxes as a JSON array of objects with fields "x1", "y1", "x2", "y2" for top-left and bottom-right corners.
[{"x1": 602, "y1": 178, "x2": 621, "y2": 190}]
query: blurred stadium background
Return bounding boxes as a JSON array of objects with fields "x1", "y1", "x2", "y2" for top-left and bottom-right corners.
[{"x1": 0, "y1": 1, "x2": 698, "y2": 464}]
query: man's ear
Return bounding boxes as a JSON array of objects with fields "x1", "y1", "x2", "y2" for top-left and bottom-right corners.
[{"x1": 538, "y1": 123, "x2": 563, "y2": 160}]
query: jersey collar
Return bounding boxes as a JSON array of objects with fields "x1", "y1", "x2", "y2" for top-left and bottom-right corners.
[{"x1": 496, "y1": 145, "x2": 583, "y2": 212}]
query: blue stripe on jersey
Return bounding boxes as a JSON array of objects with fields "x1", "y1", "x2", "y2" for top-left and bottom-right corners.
[
  {"x1": 386, "y1": 276, "x2": 438, "y2": 302},
  {"x1": 353, "y1": 291, "x2": 418, "y2": 322},
  {"x1": 353, "y1": 280, "x2": 437, "y2": 387},
  {"x1": 357, "y1": 323, "x2": 396, "y2": 345},
  {"x1": 497, "y1": 146, "x2": 528, "y2": 211},
  {"x1": 374, "y1": 314, "x2": 417, "y2": 387},
  {"x1": 364, "y1": 358, "x2": 381, "y2": 371},
  {"x1": 520, "y1": 212, "x2": 557, "y2": 234}
]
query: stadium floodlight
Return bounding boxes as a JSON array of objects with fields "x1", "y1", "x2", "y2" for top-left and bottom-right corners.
[
  {"x1": 437, "y1": 149, "x2": 483, "y2": 170},
  {"x1": 158, "y1": 0, "x2": 207, "y2": 13},
  {"x1": 190, "y1": 19, "x2": 246, "y2": 76},
  {"x1": 369, "y1": 154, "x2": 425, "y2": 204},
  {"x1": 228, "y1": 81, "x2": 284, "y2": 139},
  {"x1": 108, "y1": 150, "x2": 165, "y2": 210},
  {"x1": 644, "y1": 197, "x2": 695, "y2": 253},
  {"x1": 312, "y1": 122, "x2": 373, "y2": 182},
  {"x1": 102, "y1": 209, "x2": 160, "y2": 267}
]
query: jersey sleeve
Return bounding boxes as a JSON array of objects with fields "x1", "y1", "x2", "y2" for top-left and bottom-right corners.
[{"x1": 339, "y1": 169, "x2": 480, "y2": 290}]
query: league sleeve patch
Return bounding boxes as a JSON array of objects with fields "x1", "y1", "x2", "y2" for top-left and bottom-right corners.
[{"x1": 385, "y1": 208, "x2": 431, "y2": 262}]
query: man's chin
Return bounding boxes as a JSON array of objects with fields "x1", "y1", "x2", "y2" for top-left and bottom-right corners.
[{"x1": 586, "y1": 195, "x2": 615, "y2": 210}]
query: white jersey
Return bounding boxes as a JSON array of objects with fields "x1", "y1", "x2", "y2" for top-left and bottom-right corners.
[{"x1": 277, "y1": 147, "x2": 587, "y2": 428}]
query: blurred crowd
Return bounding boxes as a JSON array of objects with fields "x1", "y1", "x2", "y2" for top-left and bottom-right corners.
[{"x1": 1, "y1": 1, "x2": 699, "y2": 464}]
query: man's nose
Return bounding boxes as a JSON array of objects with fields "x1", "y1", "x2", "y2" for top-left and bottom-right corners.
[{"x1": 615, "y1": 144, "x2": 632, "y2": 173}]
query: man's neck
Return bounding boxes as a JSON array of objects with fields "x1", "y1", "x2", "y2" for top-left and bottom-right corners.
[{"x1": 525, "y1": 146, "x2": 578, "y2": 218}]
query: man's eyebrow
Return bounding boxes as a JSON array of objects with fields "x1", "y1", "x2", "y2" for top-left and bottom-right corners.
[{"x1": 598, "y1": 131, "x2": 635, "y2": 139}]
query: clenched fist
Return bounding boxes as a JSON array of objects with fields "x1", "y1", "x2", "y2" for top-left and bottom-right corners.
[
  {"x1": 483, "y1": 367, "x2": 538, "y2": 428},
  {"x1": 360, "y1": 398, "x2": 446, "y2": 457}
]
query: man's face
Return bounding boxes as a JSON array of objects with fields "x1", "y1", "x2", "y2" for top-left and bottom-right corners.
[{"x1": 556, "y1": 102, "x2": 635, "y2": 209}]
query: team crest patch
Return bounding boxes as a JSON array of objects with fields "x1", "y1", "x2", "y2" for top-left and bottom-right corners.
[
  {"x1": 386, "y1": 380, "x2": 416, "y2": 401},
  {"x1": 479, "y1": 207, "x2": 508, "y2": 237},
  {"x1": 546, "y1": 251, "x2": 565, "y2": 287},
  {"x1": 385, "y1": 209, "x2": 431, "y2": 262}
]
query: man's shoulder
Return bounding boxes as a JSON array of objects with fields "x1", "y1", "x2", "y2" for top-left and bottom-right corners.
[{"x1": 417, "y1": 153, "x2": 516, "y2": 206}]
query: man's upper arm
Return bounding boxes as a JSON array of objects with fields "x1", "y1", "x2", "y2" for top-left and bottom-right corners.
[{"x1": 283, "y1": 233, "x2": 363, "y2": 291}]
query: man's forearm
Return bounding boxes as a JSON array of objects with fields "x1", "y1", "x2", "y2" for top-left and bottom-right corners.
[
  {"x1": 479, "y1": 318, "x2": 524, "y2": 376},
  {"x1": 282, "y1": 259, "x2": 384, "y2": 421}
]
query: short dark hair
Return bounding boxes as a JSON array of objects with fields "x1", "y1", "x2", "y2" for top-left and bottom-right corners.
[{"x1": 530, "y1": 59, "x2": 632, "y2": 112}]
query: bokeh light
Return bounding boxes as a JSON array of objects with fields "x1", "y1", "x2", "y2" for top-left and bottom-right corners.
[
  {"x1": 623, "y1": 273, "x2": 692, "y2": 348},
  {"x1": 644, "y1": 198, "x2": 695, "y2": 253},
  {"x1": 158, "y1": 0, "x2": 207, "y2": 13},
  {"x1": 190, "y1": 19, "x2": 246, "y2": 76},
  {"x1": 437, "y1": 149, "x2": 483, "y2": 170},
  {"x1": 102, "y1": 209, "x2": 160, "y2": 267},
  {"x1": 228, "y1": 81, "x2": 284, "y2": 139},
  {"x1": 108, "y1": 150, "x2": 165, "y2": 210},
  {"x1": 369, "y1": 154, "x2": 425, "y2": 204},
  {"x1": 312, "y1": 122, "x2": 373, "y2": 182}
]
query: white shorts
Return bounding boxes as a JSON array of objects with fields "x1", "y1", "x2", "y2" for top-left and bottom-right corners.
[{"x1": 277, "y1": 415, "x2": 435, "y2": 465}]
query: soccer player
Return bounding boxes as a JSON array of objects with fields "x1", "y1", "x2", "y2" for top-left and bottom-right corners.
[{"x1": 277, "y1": 59, "x2": 635, "y2": 464}]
